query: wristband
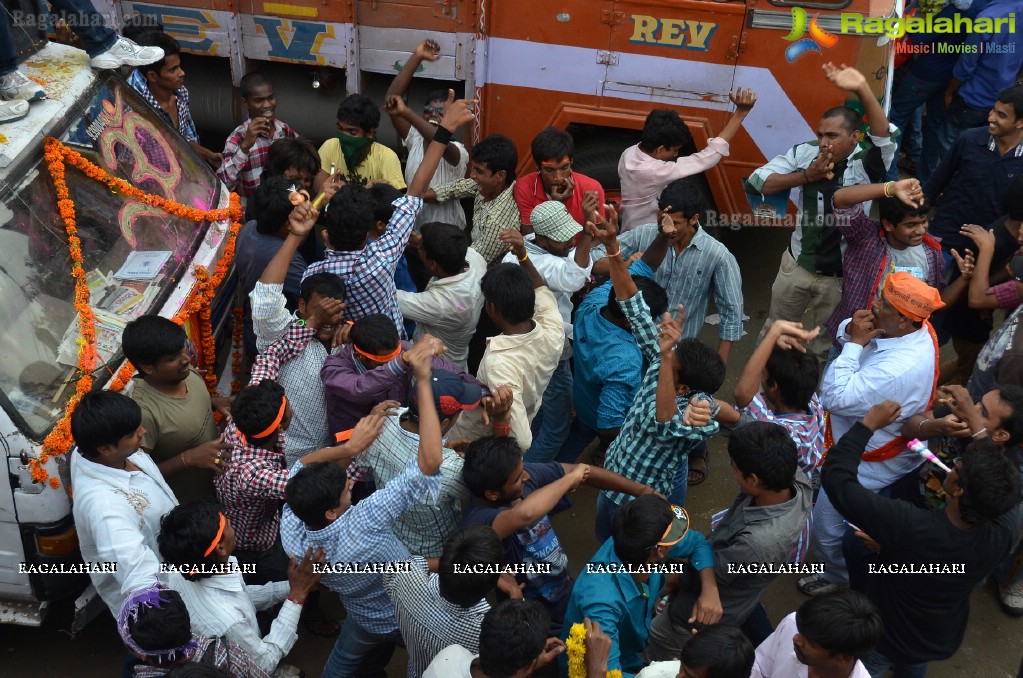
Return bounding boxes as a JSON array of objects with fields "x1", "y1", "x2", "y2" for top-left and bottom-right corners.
[
  {"x1": 517, "y1": 252, "x2": 529, "y2": 263},
  {"x1": 883, "y1": 181, "x2": 895, "y2": 198},
  {"x1": 802, "y1": 169, "x2": 810, "y2": 184},
  {"x1": 431, "y1": 126, "x2": 454, "y2": 146},
  {"x1": 918, "y1": 418, "x2": 928, "y2": 437},
  {"x1": 606, "y1": 248, "x2": 621, "y2": 258},
  {"x1": 180, "y1": 453, "x2": 189, "y2": 470},
  {"x1": 493, "y1": 424, "x2": 511, "y2": 437},
  {"x1": 287, "y1": 595, "x2": 305, "y2": 606}
]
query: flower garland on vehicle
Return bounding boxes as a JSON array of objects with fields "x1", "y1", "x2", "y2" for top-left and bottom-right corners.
[
  {"x1": 37, "y1": 137, "x2": 242, "y2": 488},
  {"x1": 566, "y1": 623, "x2": 623, "y2": 678}
]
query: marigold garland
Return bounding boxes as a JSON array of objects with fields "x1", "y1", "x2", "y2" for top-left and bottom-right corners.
[
  {"x1": 231, "y1": 306, "x2": 245, "y2": 394},
  {"x1": 566, "y1": 623, "x2": 623, "y2": 678},
  {"x1": 35, "y1": 137, "x2": 242, "y2": 488}
]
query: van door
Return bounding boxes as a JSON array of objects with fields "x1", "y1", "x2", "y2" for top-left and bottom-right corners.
[{"x1": 601, "y1": 0, "x2": 748, "y2": 108}]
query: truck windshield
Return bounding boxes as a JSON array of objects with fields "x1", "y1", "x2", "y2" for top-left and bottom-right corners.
[{"x1": 0, "y1": 74, "x2": 220, "y2": 441}]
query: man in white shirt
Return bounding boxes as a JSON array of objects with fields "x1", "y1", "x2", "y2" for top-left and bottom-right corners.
[
  {"x1": 802, "y1": 272, "x2": 944, "y2": 595},
  {"x1": 423, "y1": 599, "x2": 564, "y2": 678},
  {"x1": 158, "y1": 501, "x2": 324, "y2": 676},
  {"x1": 398, "y1": 222, "x2": 487, "y2": 369},
  {"x1": 448, "y1": 246, "x2": 566, "y2": 452},
  {"x1": 384, "y1": 38, "x2": 469, "y2": 230},
  {"x1": 752, "y1": 590, "x2": 881, "y2": 678},
  {"x1": 499, "y1": 200, "x2": 594, "y2": 462},
  {"x1": 70, "y1": 391, "x2": 179, "y2": 617}
]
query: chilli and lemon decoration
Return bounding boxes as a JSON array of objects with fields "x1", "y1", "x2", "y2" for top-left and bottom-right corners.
[{"x1": 35, "y1": 137, "x2": 242, "y2": 488}]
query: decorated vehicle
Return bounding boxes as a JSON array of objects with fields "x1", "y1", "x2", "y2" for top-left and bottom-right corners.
[
  {"x1": 0, "y1": 41, "x2": 239, "y2": 627},
  {"x1": 105, "y1": 0, "x2": 894, "y2": 216}
]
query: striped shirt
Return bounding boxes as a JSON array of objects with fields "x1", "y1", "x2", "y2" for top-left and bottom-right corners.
[
  {"x1": 280, "y1": 460, "x2": 441, "y2": 635},
  {"x1": 217, "y1": 117, "x2": 297, "y2": 198},
  {"x1": 432, "y1": 178, "x2": 520, "y2": 265},
  {"x1": 302, "y1": 195, "x2": 421, "y2": 338},
  {"x1": 594, "y1": 226, "x2": 745, "y2": 342},
  {"x1": 384, "y1": 556, "x2": 489, "y2": 678},
  {"x1": 601, "y1": 292, "x2": 720, "y2": 506},
  {"x1": 826, "y1": 203, "x2": 945, "y2": 348},
  {"x1": 128, "y1": 70, "x2": 199, "y2": 143},
  {"x1": 250, "y1": 282, "x2": 334, "y2": 466},
  {"x1": 356, "y1": 410, "x2": 469, "y2": 557}
]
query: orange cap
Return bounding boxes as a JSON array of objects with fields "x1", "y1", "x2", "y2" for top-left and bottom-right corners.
[{"x1": 882, "y1": 271, "x2": 945, "y2": 322}]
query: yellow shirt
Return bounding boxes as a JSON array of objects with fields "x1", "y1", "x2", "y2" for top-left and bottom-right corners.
[{"x1": 318, "y1": 138, "x2": 407, "y2": 189}]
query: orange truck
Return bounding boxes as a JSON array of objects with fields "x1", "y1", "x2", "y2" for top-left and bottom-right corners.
[{"x1": 100, "y1": 0, "x2": 894, "y2": 219}]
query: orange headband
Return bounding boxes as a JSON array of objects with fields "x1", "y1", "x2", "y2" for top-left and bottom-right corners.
[
  {"x1": 541, "y1": 156, "x2": 570, "y2": 166},
  {"x1": 203, "y1": 513, "x2": 227, "y2": 557},
  {"x1": 354, "y1": 344, "x2": 402, "y2": 363},
  {"x1": 240, "y1": 396, "x2": 288, "y2": 445}
]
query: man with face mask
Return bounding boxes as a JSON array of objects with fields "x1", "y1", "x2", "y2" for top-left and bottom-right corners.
[
  {"x1": 313, "y1": 94, "x2": 406, "y2": 192},
  {"x1": 747, "y1": 63, "x2": 897, "y2": 368}
]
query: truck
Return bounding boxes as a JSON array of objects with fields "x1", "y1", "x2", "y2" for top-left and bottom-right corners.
[{"x1": 0, "y1": 0, "x2": 896, "y2": 627}]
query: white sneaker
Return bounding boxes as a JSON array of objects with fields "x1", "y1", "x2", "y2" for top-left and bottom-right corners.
[
  {"x1": 0, "y1": 70, "x2": 46, "y2": 102},
  {"x1": 90, "y1": 37, "x2": 165, "y2": 70},
  {"x1": 0, "y1": 99, "x2": 29, "y2": 123},
  {"x1": 1000, "y1": 581, "x2": 1023, "y2": 617}
]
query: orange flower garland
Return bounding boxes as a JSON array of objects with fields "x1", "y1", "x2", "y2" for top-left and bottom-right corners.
[
  {"x1": 36, "y1": 137, "x2": 242, "y2": 488},
  {"x1": 231, "y1": 306, "x2": 245, "y2": 394}
]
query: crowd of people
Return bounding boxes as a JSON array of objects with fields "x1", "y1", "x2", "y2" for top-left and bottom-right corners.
[{"x1": 4, "y1": 1, "x2": 1023, "y2": 676}]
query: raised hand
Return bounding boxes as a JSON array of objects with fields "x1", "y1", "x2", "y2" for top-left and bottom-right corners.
[
  {"x1": 347, "y1": 413, "x2": 386, "y2": 453},
  {"x1": 305, "y1": 296, "x2": 345, "y2": 331},
  {"x1": 587, "y1": 204, "x2": 619, "y2": 248},
  {"x1": 683, "y1": 397, "x2": 713, "y2": 427},
  {"x1": 769, "y1": 320, "x2": 822, "y2": 352},
  {"x1": 438, "y1": 89, "x2": 474, "y2": 130},
  {"x1": 823, "y1": 62, "x2": 867, "y2": 92},
  {"x1": 383, "y1": 94, "x2": 409, "y2": 117},
  {"x1": 499, "y1": 228, "x2": 527, "y2": 259},
  {"x1": 657, "y1": 306, "x2": 684, "y2": 355},
  {"x1": 415, "y1": 38, "x2": 441, "y2": 62},
  {"x1": 892, "y1": 178, "x2": 924, "y2": 208},
  {"x1": 950, "y1": 248, "x2": 975, "y2": 280},
  {"x1": 959, "y1": 224, "x2": 996, "y2": 252},
  {"x1": 729, "y1": 87, "x2": 758, "y2": 111},
  {"x1": 581, "y1": 190, "x2": 600, "y2": 224},
  {"x1": 287, "y1": 201, "x2": 319, "y2": 237}
]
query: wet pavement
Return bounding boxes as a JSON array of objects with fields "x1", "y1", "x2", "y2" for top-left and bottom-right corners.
[{"x1": 2, "y1": 228, "x2": 1021, "y2": 677}]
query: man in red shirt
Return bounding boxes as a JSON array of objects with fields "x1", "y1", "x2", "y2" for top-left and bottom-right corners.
[{"x1": 514, "y1": 127, "x2": 605, "y2": 233}]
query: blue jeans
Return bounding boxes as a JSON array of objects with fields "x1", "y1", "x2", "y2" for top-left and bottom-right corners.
[
  {"x1": 323, "y1": 619, "x2": 400, "y2": 678},
  {"x1": 595, "y1": 492, "x2": 618, "y2": 545},
  {"x1": 862, "y1": 649, "x2": 929, "y2": 678},
  {"x1": 1, "y1": 0, "x2": 116, "y2": 73},
  {"x1": 526, "y1": 358, "x2": 574, "y2": 463},
  {"x1": 557, "y1": 416, "x2": 599, "y2": 464},
  {"x1": 670, "y1": 453, "x2": 690, "y2": 507},
  {"x1": 885, "y1": 71, "x2": 952, "y2": 185}
]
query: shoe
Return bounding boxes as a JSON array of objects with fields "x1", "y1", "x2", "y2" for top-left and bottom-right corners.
[
  {"x1": 0, "y1": 99, "x2": 29, "y2": 123},
  {"x1": 797, "y1": 573, "x2": 841, "y2": 596},
  {"x1": 999, "y1": 581, "x2": 1023, "y2": 616},
  {"x1": 90, "y1": 37, "x2": 164, "y2": 70},
  {"x1": 0, "y1": 70, "x2": 46, "y2": 101}
]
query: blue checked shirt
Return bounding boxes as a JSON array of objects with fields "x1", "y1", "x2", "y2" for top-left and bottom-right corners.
[
  {"x1": 303, "y1": 196, "x2": 421, "y2": 338},
  {"x1": 128, "y1": 70, "x2": 199, "y2": 143},
  {"x1": 594, "y1": 225, "x2": 744, "y2": 341},
  {"x1": 280, "y1": 460, "x2": 441, "y2": 635},
  {"x1": 601, "y1": 291, "x2": 719, "y2": 506},
  {"x1": 356, "y1": 409, "x2": 468, "y2": 557}
]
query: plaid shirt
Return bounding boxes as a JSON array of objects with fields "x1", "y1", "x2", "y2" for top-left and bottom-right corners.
[
  {"x1": 303, "y1": 195, "x2": 421, "y2": 338},
  {"x1": 357, "y1": 410, "x2": 468, "y2": 557},
  {"x1": 384, "y1": 556, "x2": 489, "y2": 678},
  {"x1": 601, "y1": 292, "x2": 719, "y2": 506},
  {"x1": 825, "y1": 203, "x2": 945, "y2": 347},
  {"x1": 433, "y1": 178, "x2": 520, "y2": 265},
  {"x1": 128, "y1": 70, "x2": 199, "y2": 143},
  {"x1": 281, "y1": 460, "x2": 442, "y2": 635},
  {"x1": 214, "y1": 322, "x2": 313, "y2": 552},
  {"x1": 217, "y1": 118, "x2": 297, "y2": 197},
  {"x1": 133, "y1": 635, "x2": 269, "y2": 678}
]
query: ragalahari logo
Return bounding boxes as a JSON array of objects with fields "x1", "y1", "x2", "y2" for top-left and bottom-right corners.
[{"x1": 783, "y1": 7, "x2": 839, "y2": 62}]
